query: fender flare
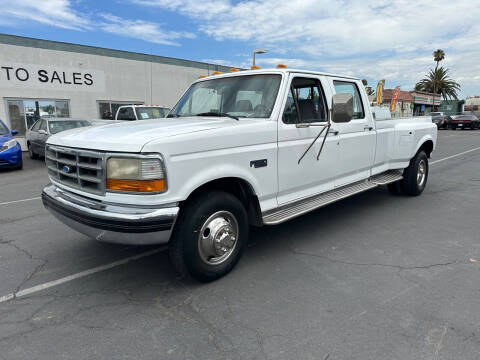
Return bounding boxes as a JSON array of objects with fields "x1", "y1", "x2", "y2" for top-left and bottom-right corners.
[{"x1": 414, "y1": 134, "x2": 435, "y2": 157}]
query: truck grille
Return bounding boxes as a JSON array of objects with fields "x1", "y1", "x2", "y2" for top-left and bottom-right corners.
[{"x1": 45, "y1": 145, "x2": 105, "y2": 195}]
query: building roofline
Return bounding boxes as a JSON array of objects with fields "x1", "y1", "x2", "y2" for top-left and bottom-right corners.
[{"x1": 0, "y1": 33, "x2": 232, "y2": 72}]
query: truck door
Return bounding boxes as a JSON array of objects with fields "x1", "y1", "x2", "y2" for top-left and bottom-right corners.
[
  {"x1": 330, "y1": 79, "x2": 376, "y2": 187},
  {"x1": 277, "y1": 74, "x2": 340, "y2": 205}
]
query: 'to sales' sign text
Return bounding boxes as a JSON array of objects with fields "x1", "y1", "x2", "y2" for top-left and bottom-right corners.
[{"x1": 0, "y1": 63, "x2": 105, "y2": 92}]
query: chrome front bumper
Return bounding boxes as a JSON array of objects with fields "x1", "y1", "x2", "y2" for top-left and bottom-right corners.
[{"x1": 42, "y1": 184, "x2": 179, "y2": 245}]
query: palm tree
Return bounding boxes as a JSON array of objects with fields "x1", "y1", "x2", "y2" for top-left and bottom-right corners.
[
  {"x1": 414, "y1": 67, "x2": 460, "y2": 100},
  {"x1": 433, "y1": 49, "x2": 445, "y2": 71},
  {"x1": 432, "y1": 49, "x2": 445, "y2": 106}
]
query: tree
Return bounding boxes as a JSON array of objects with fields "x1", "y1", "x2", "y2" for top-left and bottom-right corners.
[
  {"x1": 433, "y1": 49, "x2": 445, "y2": 72},
  {"x1": 414, "y1": 67, "x2": 460, "y2": 100}
]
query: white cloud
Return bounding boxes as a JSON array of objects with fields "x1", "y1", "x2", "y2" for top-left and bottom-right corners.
[
  {"x1": 134, "y1": 0, "x2": 480, "y2": 96},
  {"x1": 0, "y1": 0, "x2": 91, "y2": 30},
  {"x1": 0, "y1": 0, "x2": 195, "y2": 46},
  {"x1": 100, "y1": 14, "x2": 195, "y2": 46}
]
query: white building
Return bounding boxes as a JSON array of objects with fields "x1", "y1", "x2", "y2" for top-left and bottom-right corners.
[{"x1": 0, "y1": 34, "x2": 231, "y2": 149}]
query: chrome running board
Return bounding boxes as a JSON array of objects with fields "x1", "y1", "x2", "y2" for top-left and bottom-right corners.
[{"x1": 263, "y1": 170, "x2": 403, "y2": 225}]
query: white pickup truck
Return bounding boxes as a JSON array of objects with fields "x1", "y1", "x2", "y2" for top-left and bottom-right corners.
[{"x1": 42, "y1": 68, "x2": 437, "y2": 282}]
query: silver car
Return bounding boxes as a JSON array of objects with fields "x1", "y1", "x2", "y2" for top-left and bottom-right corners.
[{"x1": 26, "y1": 118, "x2": 91, "y2": 159}]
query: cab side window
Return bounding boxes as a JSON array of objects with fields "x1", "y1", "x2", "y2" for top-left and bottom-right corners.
[
  {"x1": 117, "y1": 107, "x2": 136, "y2": 121},
  {"x1": 282, "y1": 77, "x2": 327, "y2": 124},
  {"x1": 333, "y1": 81, "x2": 365, "y2": 119}
]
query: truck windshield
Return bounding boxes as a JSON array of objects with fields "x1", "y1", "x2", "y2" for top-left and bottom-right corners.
[
  {"x1": 135, "y1": 107, "x2": 169, "y2": 120},
  {"x1": 170, "y1": 74, "x2": 282, "y2": 119}
]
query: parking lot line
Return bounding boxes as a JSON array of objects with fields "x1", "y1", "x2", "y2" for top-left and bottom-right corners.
[
  {"x1": 0, "y1": 196, "x2": 41, "y2": 206},
  {"x1": 431, "y1": 146, "x2": 480, "y2": 165},
  {"x1": 0, "y1": 247, "x2": 165, "y2": 304}
]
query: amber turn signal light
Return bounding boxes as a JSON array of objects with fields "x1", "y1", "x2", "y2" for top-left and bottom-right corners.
[{"x1": 106, "y1": 179, "x2": 166, "y2": 193}]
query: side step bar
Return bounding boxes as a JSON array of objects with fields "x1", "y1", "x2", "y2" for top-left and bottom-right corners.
[{"x1": 262, "y1": 170, "x2": 403, "y2": 225}]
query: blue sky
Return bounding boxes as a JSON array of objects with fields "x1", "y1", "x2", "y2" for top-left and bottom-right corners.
[{"x1": 0, "y1": 0, "x2": 479, "y2": 98}]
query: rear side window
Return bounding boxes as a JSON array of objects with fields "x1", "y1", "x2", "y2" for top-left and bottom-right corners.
[{"x1": 333, "y1": 81, "x2": 365, "y2": 119}]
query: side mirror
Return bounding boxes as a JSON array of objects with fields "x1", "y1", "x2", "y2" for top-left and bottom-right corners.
[
  {"x1": 11, "y1": 129, "x2": 18, "y2": 136},
  {"x1": 38, "y1": 130, "x2": 47, "y2": 135},
  {"x1": 332, "y1": 93, "x2": 353, "y2": 123}
]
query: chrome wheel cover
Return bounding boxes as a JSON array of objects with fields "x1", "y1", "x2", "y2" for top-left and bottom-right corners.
[
  {"x1": 417, "y1": 159, "x2": 426, "y2": 187},
  {"x1": 198, "y1": 211, "x2": 239, "y2": 265}
]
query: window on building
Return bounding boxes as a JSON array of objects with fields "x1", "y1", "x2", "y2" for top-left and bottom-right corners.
[
  {"x1": 97, "y1": 101, "x2": 143, "y2": 119},
  {"x1": 333, "y1": 81, "x2": 365, "y2": 119},
  {"x1": 6, "y1": 99, "x2": 70, "y2": 136}
]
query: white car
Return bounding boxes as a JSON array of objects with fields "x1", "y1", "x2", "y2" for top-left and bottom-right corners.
[{"x1": 42, "y1": 68, "x2": 437, "y2": 282}]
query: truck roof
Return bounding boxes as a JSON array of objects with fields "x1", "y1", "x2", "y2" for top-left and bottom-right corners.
[
  {"x1": 118, "y1": 104, "x2": 169, "y2": 108},
  {"x1": 196, "y1": 68, "x2": 360, "y2": 82}
]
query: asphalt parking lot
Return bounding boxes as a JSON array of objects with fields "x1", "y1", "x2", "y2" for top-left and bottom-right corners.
[{"x1": 1, "y1": 130, "x2": 480, "y2": 360}]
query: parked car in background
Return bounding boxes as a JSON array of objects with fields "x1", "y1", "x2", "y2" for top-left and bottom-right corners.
[
  {"x1": 432, "y1": 115, "x2": 452, "y2": 129},
  {"x1": 90, "y1": 105, "x2": 171, "y2": 126},
  {"x1": 115, "y1": 105, "x2": 170, "y2": 121},
  {"x1": 430, "y1": 112, "x2": 444, "y2": 117},
  {"x1": 26, "y1": 118, "x2": 91, "y2": 159},
  {"x1": 450, "y1": 114, "x2": 480, "y2": 130},
  {"x1": 0, "y1": 119, "x2": 22, "y2": 170}
]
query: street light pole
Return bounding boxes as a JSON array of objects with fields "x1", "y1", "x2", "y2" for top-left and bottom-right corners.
[{"x1": 252, "y1": 49, "x2": 267, "y2": 67}]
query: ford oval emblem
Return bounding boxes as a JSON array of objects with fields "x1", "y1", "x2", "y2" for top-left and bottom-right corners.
[{"x1": 63, "y1": 165, "x2": 72, "y2": 173}]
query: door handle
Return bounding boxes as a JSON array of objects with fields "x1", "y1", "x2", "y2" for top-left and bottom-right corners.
[
  {"x1": 364, "y1": 125, "x2": 373, "y2": 131},
  {"x1": 328, "y1": 129, "x2": 339, "y2": 136}
]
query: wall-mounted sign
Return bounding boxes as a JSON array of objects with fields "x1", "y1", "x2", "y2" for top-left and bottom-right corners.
[{"x1": 0, "y1": 63, "x2": 105, "y2": 92}]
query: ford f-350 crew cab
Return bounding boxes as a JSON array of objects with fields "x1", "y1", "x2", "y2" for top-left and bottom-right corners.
[{"x1": 42, "y1": 68, "x2": 437, "y2": 282}]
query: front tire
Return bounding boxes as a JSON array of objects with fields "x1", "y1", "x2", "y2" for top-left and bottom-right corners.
[
  {"x1": 169, "y1": 191, "x2": 249, "y2": 282},
  {"x1": 401, "y1": 151, "x2": 429, "y2": 196}
]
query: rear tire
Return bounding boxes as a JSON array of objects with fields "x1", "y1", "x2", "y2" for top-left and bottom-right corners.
[
  {"x1": 401, "y1": 151, "x2": 428, "y2": 196},
  {"x1": 169, "y1": 191, "x2": 249, "y2": 282},
  {"x1": 28, "y1": 143, "x2": 38, "y2": 160}
]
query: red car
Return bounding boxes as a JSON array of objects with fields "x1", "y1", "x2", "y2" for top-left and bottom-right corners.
[{"x1": 450, "y1": 115, "x2": 480, "y2": 130}]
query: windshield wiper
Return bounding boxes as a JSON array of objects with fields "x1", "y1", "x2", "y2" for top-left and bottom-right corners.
[
  {"x1": 196, "y1": 112, "x2": 239, "y2": 121},
  {"x1": 166, "y1": 113, "x2": 181, "y2": 118}
]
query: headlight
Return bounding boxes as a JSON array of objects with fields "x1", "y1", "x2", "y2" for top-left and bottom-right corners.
[
  {"x1": 106, "y1": 156, "x2": 166, "y2": 193},
  {"x1": 0, "y1": 139, "x2": 18, "y2": 152}
]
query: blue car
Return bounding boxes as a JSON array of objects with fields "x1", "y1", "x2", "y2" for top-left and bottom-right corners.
[{"x1": 0, "y1": 119, "x2": 23, "y2": 170}]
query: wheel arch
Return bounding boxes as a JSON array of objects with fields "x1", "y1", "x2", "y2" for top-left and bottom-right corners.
[
  {"x1": 415, "y1": 137, "x2": 434, "y2": 158},
  {"x1": 181, "y1": 177, "x2": 263, "y2": 227}
]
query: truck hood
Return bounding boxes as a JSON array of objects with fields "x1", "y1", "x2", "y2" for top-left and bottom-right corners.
[{"x1": 47, "y1": 117, "x2": 239, "y2": 152}]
